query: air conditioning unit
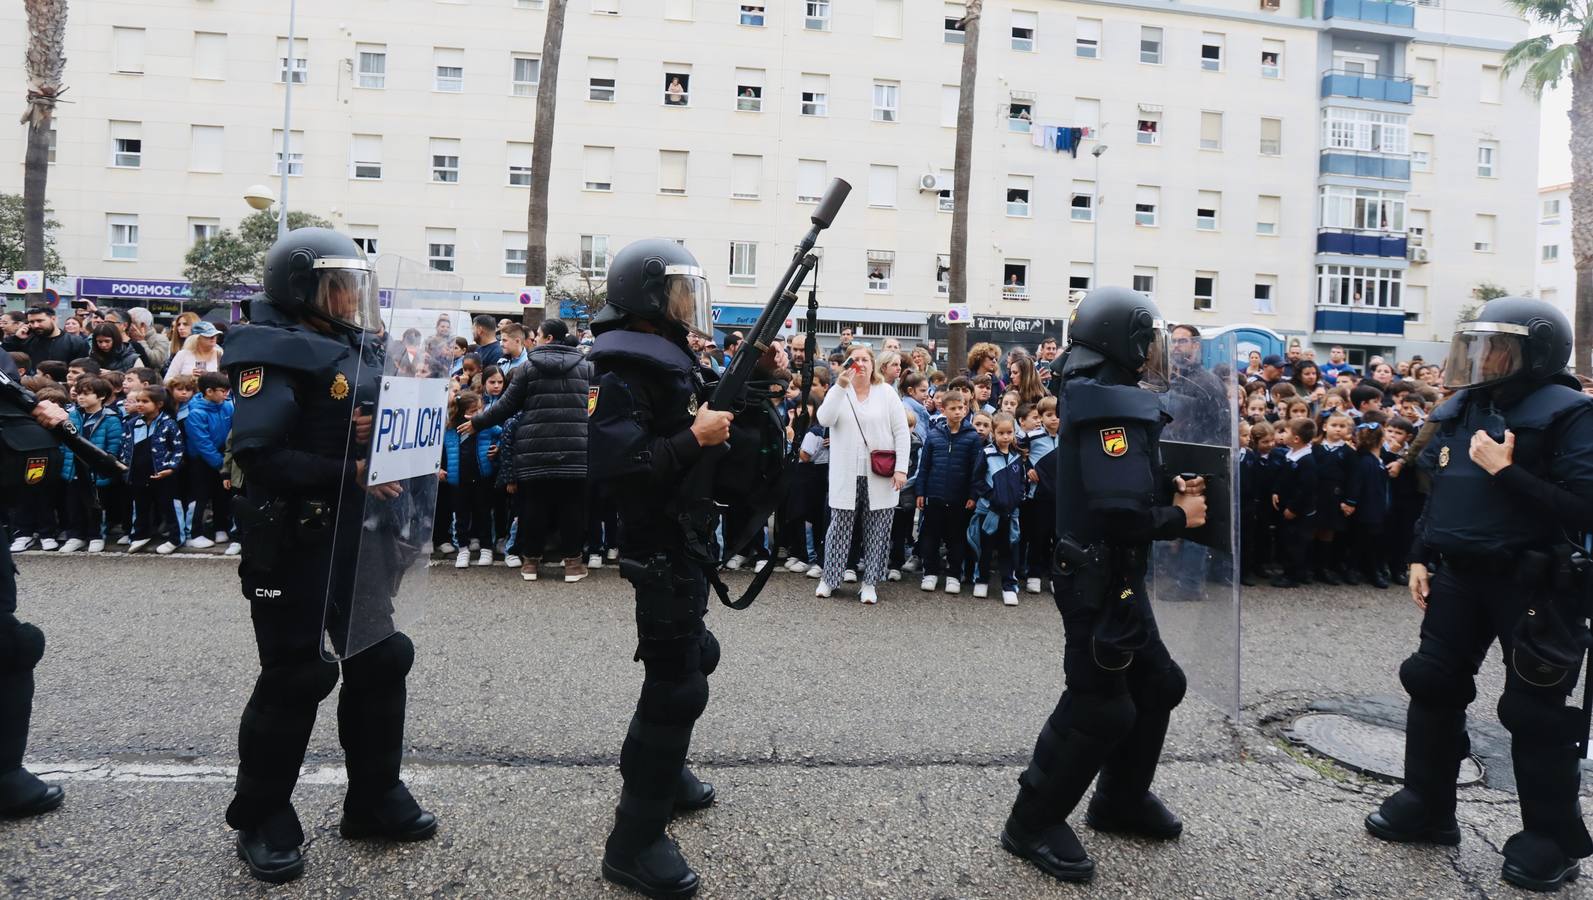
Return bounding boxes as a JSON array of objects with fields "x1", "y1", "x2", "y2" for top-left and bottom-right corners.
[
  {"x1": 1261, "y1": 0, "x2": 1280, "y2": 8},
  {"x1": 918, "y1": 173, "x2": 943, "y2": 193},
  {"x1": 1408, "y1": 246, "x2": 1429, "y2": 263}
]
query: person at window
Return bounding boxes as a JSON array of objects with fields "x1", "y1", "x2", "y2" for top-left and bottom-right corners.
[
  {"x1": 738, "y1": 87, "x2": 758, "y2": 110},
  {"x1": 665, "y1": 77, "x2": 687, "y2": 105}
]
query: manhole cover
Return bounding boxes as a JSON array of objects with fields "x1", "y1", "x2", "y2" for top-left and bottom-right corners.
[{"x1": 1286, "y1": 713, "x2": 1484, "y2": 785}]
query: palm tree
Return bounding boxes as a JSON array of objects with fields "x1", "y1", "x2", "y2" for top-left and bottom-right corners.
[
  {"x1": 523, "y1": 0, "x2": 568, "y2": 332},
  {"x1": 20, "y1": 0, "x2": 68, "y2": 305},
  {"x1": 948, "y1": 0, "x2": 982, "y2": 374},
  {"x1": 1504, "y1": 5, "x2": 1593, "y2": 371}
]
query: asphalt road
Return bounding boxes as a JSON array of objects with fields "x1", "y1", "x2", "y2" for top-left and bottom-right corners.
[{"x1": 0, "y1": 552, "x2": 1583, "y2": 899}]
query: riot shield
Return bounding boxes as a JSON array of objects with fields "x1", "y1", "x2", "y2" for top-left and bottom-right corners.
[
  {"x1": 321, "y1": 259, "x2": 459, "y2": 661},
  {"x1": 1150, "y1": 332, "x2": 1242, "y2": 720}
]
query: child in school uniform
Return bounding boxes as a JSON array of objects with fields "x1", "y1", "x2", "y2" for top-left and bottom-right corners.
[
  {"x1": 1381, "y1": 416, "x2": 1424, "y2": 585},
  {"x1": 57, "y1": 375, "x2": 124, "y2": 554},
  {"x1": 1017, "y1": 400, "x2": 1057, "y2": 594},
  {"x1": 967, "y1": 412, "x2": 1030, "y2": 607},
  {"x1": 1310, "y1": 412, "x2": 1356, "y2": 583},
  {"x1": 121, "y1": 384, "x2": 184, "y2": 555},
  {"x1": 887, "y1": 410, "x2": 925, "y2": 580},
  {"x1": 915, "y1": 389, "x2": 982, "y2": 594},
  {"x1": 792, "y1": 408, "x2": 832, "y2": 579},
  {"x1": 1241, "y1": 420, "x2": 1279, "y2": 585},
  {"x1": 1271, "y1": 418, "x2": 1318, "y2": 589},
  {"x1": 1342, "y1": 417, "x2": 1392, "y2": 589}
]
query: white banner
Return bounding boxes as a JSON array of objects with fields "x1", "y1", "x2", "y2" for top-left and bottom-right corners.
[{"x1": 367, "y1": 376, "x2": 450, "y2": 485}]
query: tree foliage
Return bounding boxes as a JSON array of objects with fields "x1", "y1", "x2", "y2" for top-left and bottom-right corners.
[
  {"x1": 546, "y1": 254, "x2": 606, "y2": 321},
  {"x1": 0, "y1": 193, "x2": 65, "y2": 279},
  {"x1": 183, "y1": 210, "x2": 333, "y2": 301}
]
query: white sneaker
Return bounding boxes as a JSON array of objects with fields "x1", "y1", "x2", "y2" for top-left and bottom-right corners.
[
  {"x1": 920, "y1": 575, "x2": 938, "y2": 592},
  {"x1": 1026, "y1": 577, "x2": 1043, "y2": 594},
  {"x1": 973, "y1": 583, "x2": 989, "y2": 599},
  {"x1": 215, "y1": 531, "x2": 230, "y2": 543},
  {"x1": 439, "y1": 542, "x2": 457, "y2": 555},
  {"x1": 606, "y1": 547, "x2": 620, "y2": 561},
  {"x1": 784, "y1": 557, "x2": 808, "y2": 573},
  {"x1": 902, "y1": 557, "x2": 922, "y2": 573},
  {"x1": 887, "y1": 568, "x2": 902, "y2": 582},
  {"x1": 805, "y1": 564, "x2": 822, "y2": 579},
  {"x1": 8, "y1": 535, "x2": 32, "y2": 553},
  {"x1": 945, "y1": 577, "x2": 961, "y2": 595},
  {"x1": 187, "y1": 536, "x2": 216, "y2": 549},
  {"x1": 225, "y1": 542, "x2": 242, "y2": 556},
  {"x1": 842, "y1": 569, "x2": 858, "y2": 583},
  {"x1": 127, "y1": 538, "x2": 150, "y2": 554},
  {"x1": 753, "y1": 558, "x2": 769, "y2": 573},
  {"x1": 1002, "y1": 590, "x2": 1020, "y2": 607},
  {"x1": 860, "y1": 584, "x2": 878, "y2": 604},
  {"x1": 504, "y1": 554, "x2": 523, "y2": 569},
  {"x1": 58, "y1": 538, "x2": 84, "y2": 553},
  {"x1": 38, "y1": 538, "x2": 58, "y2": 551},
  {"x1": 725, "y1": 554, "x2": 747, "y2": 571},
  {"x1": 87, "y1": 539, "x2": 106, "y2": 553},
  {"x1": 815, "y1": 581, "x2": 834, "y2": 598},
  {"x1": 154, "y1": 541, "x2": 177, "y2": 555},
  {"x1": 476, "y1": 548, "x2": 493, "y2": 566},
  {"x1": 116, "y1": 534, "x2": 131, "y2": 546},
  {"x1": 455, "y1": 550, "x2": 470, "y2": 569},
  {"x1": 588, "y1": 553, "x2": 604, "y2": 569}
]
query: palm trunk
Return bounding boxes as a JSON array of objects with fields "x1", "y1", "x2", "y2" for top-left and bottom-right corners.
[
  {"x1": 1570, "y1": 41, "x2": 1593, "y2": 374},
  {"x1": 524, "y1": 0, "x2": 568, "y2": 330},
  {"x1": 947, "y1": 0, "x2": 981, "y2": 374},
  {"x1": 21, "y1": 0, "x2": 68, "y2": 305},
  {"x1": 21, "y1": 121, "x2": 50, "y2": 301}
]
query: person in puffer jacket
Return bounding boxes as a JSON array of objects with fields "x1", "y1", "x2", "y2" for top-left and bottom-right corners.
[
  {"x1": 966, "y1": 412, "x2": 1031, "y2": 606},
  {"x1": 461, "y1": 318, "x2": 593, "y2": 584},
  {"x1": 58, "y1": 375, "x2": 125, "y2": 552},
  {"x1": 914, "y1": 389, "x2": 984, "y2": 594},
  {"x1": 183, "y1": 372, "x2": 235, "y2": 548},
  {"x1": 440, "y1": 390, "x2": 502, "y2": 568}
]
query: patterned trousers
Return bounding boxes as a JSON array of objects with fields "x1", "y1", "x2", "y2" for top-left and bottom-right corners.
[{"x1": 822, "y1": 476, "x2": 894, "y2": 587}]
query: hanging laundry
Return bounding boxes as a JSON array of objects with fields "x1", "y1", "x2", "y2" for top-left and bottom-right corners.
[
  {"x1": 1031, "y1": 126, "x2": 1048, "y2": 148},
  {"x1": 1066, "y1": 127, "x2": 1083, "y2": 157}
]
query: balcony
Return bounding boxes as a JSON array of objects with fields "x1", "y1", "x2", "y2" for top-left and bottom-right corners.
[
  {"x1": 1314, "y1": 306, "x2": 1405, "y2": 336},
  {"x1": 1321, "y1": 69, "x2": 1414, "y2": 103},
  {"x1": 1324, "y1": 0, "x2": 1415, "y2": 27},
  {"x1": 1316, "y1": 228, "x2": 1408, "y2": 258},
  {"x1": 1320, "y1": 149, "x2": 1411, "y2": 181}
]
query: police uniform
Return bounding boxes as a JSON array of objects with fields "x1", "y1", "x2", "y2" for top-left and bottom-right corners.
[
  {"x1": 222, "y1": 229, "x2": 435, "y2": 884},
  {"x1": 1368, "y1": 297, "x2": 1593, "y2": 892},
  {"x1": 0, "y1": 351, "x2": 65, "y2": 818},
  {"x1": 1003, "y1": 287, "x2": 1191, "y2": 885}
]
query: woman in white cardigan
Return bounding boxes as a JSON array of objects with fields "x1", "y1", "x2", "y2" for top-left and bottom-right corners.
[{"x1": 814, "y1": 345, "x2": 911, "y2": 604}]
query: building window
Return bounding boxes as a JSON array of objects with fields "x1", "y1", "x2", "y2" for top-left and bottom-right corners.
[
  {"x1": 658, "y1": 150, "x2": 688, "y2": 195},
  {"x1": 1134, "y1": 186, "x2": 1159, "y2": 227},
  {"x1": 1006, "y1": 176, "x2": 1033, "y2": 217},
  {"x1": 1257, "y1": 194, "x2": 1280, "y2": 236},
  {"x1": 513, "y1": 55, "x2": 541, "y2": 96},
  {"x1": 1545, "y1": 198, "x2": 1563, "y2": 219},
  {"x1": 1321, "y1": 108, "x2": 1409, "y2": 154},
  {"x1": 1261, "y1": 40, "x2": 1282, "y2": 78},
  {"x1": 663, "y1": 68, "x2": 691, "y2": 106},
  {"x1": 665, "y1": 0, "x2": 693, "y2": 19},
  {"x1": 583, "y1": 145, "x2": 615, "y2": 191},
  {"x1": 351, "y1": 134, "x2": 382, "y2": 180},
  {"x1": 430, "y1": 138, "x2": 460, "y2": 183},
  {"x1": 190, "y1": 218, "x2": 221, "y2": 246},
  {"x1": 1481, "y1": 64, "x2": 1502, "y2": 103},
  {"x1": 581, "y1": 235, "x2": 610, "y2": 276},
  {"x1": 1316, "y1": 265, "x2": 1403, "y2": 309},
  {"x1": 740, "y1": 3, "x2": 765, "y2": 26},
  {"x1": 1412, "y1": 132, "x2": 1433, "y2": 172},
  {"x1": 107, "y1": 214, "x2": 139, "y2": 260},
  {"x1": 1259, "y1": 117, "x2": 1282, "y2": 156},
  {"x1": 1076, "y1": 18, "x2": 1101, "y2": 58},
  {"x1": 806, "y1": 0, "x2": 831, "y2": 30},
  {"x1": 937, "y1": 253, "x2": 951, "y2": 294},
  {"x1": 112, "y1": 26, "x2": 146, "y2": 74},
  {"x1": 1200, "y1": 111, "x2": 1223, "y2": 150},
  {"x1": 732, "y1": 154, "x2": 762, "y2": 199},
  {"x1": 357, "y1": 45, "x2": 386, "y2": 89},
  {"x1": 1408, "y1": 209, "x2": 1429, "y2": 248},
  {"x1": 1011, "y1": 10, "x2": 1037, "y2": 51},
  {"x1": 1069, "y1": 262, "x2": 1093, "y2": 294},
  {"x1": 797, "y1": 158, "x2": 826, "y2": 203},
  {"x1": 1200, "y1": 33, "x2": 1224, "y2": 72},
  {"x1": 1196, "y1": 191, "x2": 1220, "y2": 230},
  {"x1": 1009, "y1": 100, "x2": 1033, "y2": 133},
  {"x1": 1132, "y1": 268, "x2": 1156, "y2": 301},
  {"x1": 937, "y1": 168, "x2": 955, "y2": 212},
  {"x1": 350, "y1": 227, "x2": 379, "y2": 256},
  {"x1": 589, "y1": 57, "x2": 617, "y2": 101},
  {"x1": 1413, "y1": 57, "x2": 1438, "y2": 97},
  {"x1": 434, "y1": 48, "x2": 464, "y2": 92},
  {"x1": 873, "y1": 81, "x2": 900, "y2": 122},
  {"x1": 272, "y1": 129, "x2": 304, "y2": 176},
  {"x1": 193, "y1": 31, "x2": 227, "y2": 80},
  {"x1": 592, "y1": 0, "x2": 619, "y2": 12},
  {"x1": 800, "y1": 74, "x2": 829, "y2": 116},
  {"x1": 867, "y1": 164, "x2": 897, "y2": 207},
  {"x1": 736, "y1": 69, "x2": 764, "y2": 111},
  {"x1": 426, "y1": 230, "x2": 456, "y2": 271},
  {"x1": 189, "y1": 125, "x2": 224, "y2": 172},
  {"x1": 1254, "y1": 276, "x2": 1277, "y2": 314},
  {"x1": 1319, "y1": 186, "x2": 1405, "y2": 232},
  {"x1": 877, "y1": 0, "x2": 904, "y2": 38},
  {"x1": 1544, "y1": 244, "x2": 1560, "y2": 262},
  {"x1": 945, "y1": 3, "x2": 967, "y2": 43},
  {"x1": 518, "y1": 0, "x2": 547, "y2": 7},
  {"x1": 729, "y1": 241, "x2": 758, "y2": 285},
  {"x1": 866, "y1": 250, "x2": 895, "y2": 292},
  {"x1": 1477, "y1": 141, "x2": 1498, "y2": 177},
  {"x1": 1136, "y1": 110, "x2": 1160, "y2": 145},
  {"x1": 1140, "y1": 27, "x2": 1162, "y2": 64},
  {"x1": 1003, "y1": 261, "x2": 1029, "y2": 300},
  {"x1": 110, "y1": 121, "x2": 142, "y2": 168},
  {"x1": 508, "y1": 142, "x2": 533, "y2": 186},
  {"x1": 1474, "y1": 214, "x2": 1496, "y2": 252},
  {"x1": 1193, "y1": 272, "x2": 1216, "y2": 310},
  {"x1": 1071, "y1": 181, "x2": 1095, "y2": 222},
  {"x1": 277, "y1": 37, "x2": 307, "y2": 84},
  {"x1": 504, "y1": 233, "x2": 528, "y2": 276}
]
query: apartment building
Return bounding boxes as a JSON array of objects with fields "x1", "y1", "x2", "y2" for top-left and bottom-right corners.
[
  {"x1": 1535, "y1": 183, "x2": 1573, "y2": 323},
  {"x1": 0, "y1": 0, "x2": 1540, "y2": 360}
]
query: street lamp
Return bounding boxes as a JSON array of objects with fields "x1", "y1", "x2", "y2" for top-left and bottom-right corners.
[
  {"x1": 243, "y1": 184, "x2": 278, "y2": 214},
  {"x1": 277, "y1": 0, "x2": 300, "y2": 240},
  {"x1": 1091, "y1": 144, "x2": 1108, "y2": 290}
]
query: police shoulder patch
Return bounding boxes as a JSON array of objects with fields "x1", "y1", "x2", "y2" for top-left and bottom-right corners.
[
  {"x1": 24, "y1": 456, "x2": 47, "y2": 485},
  {"x1": 238, "y1": 367, "x2": 264, "y2": 398},
  {"x1": 1100, "y1": 426, "x2": 1128, "y2": 457},
  {"x1": 587, "y1": 385, "x2": 600, "y2": 416}
]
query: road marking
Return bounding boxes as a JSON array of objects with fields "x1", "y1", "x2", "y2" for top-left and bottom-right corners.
[{"x1": 25, "y1": 760, "x2": 433, "y2": 785}]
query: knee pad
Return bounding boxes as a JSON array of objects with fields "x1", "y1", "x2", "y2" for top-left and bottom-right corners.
[
  {"x1": 0, "y1": 621, "x2": 45, "y2": 673},
  {"x1": 341, "y1": 632, "x2": 415, "y2": 687},
  {"x1": 1498, "y1": 689, "x2": 1584, "y2": 746},
  {"x1": 638, "y1": 671, "x2": 709, "y2": 725},
  {"x1": 698, "y1": 630, "x2": 721, "y2": 677},
  {"x1": 259, "y1": 657, "x2": 340, "y2": 707},
  {"x1": 1399, "y1": 647, "x2": 1475, "y2": 708},
  {"x1": 1063, "y1": 690, "x2": 1137, "y2": 747}
]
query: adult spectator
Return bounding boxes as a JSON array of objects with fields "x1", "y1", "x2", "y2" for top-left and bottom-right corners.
[
  {"x1": 1243, "y1": 350, "x2": 1263, "y2": 379},
  {"x1": 1290, "y1": 360, "x2": 1326, "y2": 406},
  {"x1": 1282, "y1": 340, "x2": 1304, "y2": 378},
  {"x1": 1319, "y1": 345, "x2": 1357, "y2": 385},
  {"x1": 166, "y1": 321, "x2": 225, "y2": 377},
  {"x1": 910, "y1": 345, "x2": 935, "y2": 378},
  {"x1": 788, "y1": 333, "x2": 831, "y2": 383},
  {"x1": 1367, "y1": 361, "x2": 1397, "y2": 402},
  {"x1": 471, "y1": 314, "x2": 504, "y2": 368},
  {"x1": 434, "y1": 313, "x2": 454, "y2": 341},
  {"x1": 61, "y1": 316, "x2": 82, "y2": 336},
  {"x1": 882, "y1": 337, "x2": 902, "y2": 354},
  {"x1": 14, "y1": 306, "x2": 88, "y2": 366},
  {"x1": 835, "y1": 327, "x2": 855, "y2": 356},
  {"x1": 125, "y1": 307, "x2": 171, "y2": 370},
  {"x1": 966, "y1": 342, "x2": 1002, "y2": 383},
  {"x1": 463, "y1": 318, "x2": 594, "y2": 583},
  {"x1": 1250, "y1": 354, "x2": 1285, "y2": 389},
  {"x1": 1008, "y1": 352, "x2": 1047, "y2": 406},
  {"x1": 0, "y1": 311, "x2": 25, "y2": 345},
  {"x1": 876, "y1": 350, "x2": 904, "y2": 389},
  {"x1": 87, "y1": 323, "x2": 139, "y2": 371},
  {"x1": 169, "y1": 312, "x2": 200, "y2": 354}
]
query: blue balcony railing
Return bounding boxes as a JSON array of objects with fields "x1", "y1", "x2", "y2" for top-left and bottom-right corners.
[
  {"x1": 1317, "y1": 229, "x2": 1408, "y2": 258},
  {"x1": 1324, "y1": 0, "x2": 1415, "y2": 27},
  {"x1": 1321, "y1": 69, "x2": 1414, "y2": 103},
  {"x1": 1314, "y1": 307, "x2": 1406, "y2": 336},
  {"x1": 1320, "y1": 150, "x2": 1412, "y2": 181}
]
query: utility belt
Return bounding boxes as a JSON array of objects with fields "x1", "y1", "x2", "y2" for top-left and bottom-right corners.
[
  {"x1": 1054, "y1": 533, "x2": 1153, "y2": 667},
  {"x1": 1436, "y1": 547, "x2": 1581, "y2": 592},
  {"x1": 1439, "y1": 544, "x2": 1593, "y2": 691},
  {"x1": 232, "y1": 493, "x2": 339, "y2": 575}
]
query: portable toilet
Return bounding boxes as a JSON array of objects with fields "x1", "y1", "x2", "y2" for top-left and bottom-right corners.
[{"x1": 1200, "y1": 324, "x2": 1286, "y2": 372}]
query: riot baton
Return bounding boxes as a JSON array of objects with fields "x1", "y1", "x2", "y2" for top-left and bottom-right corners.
[
  {"x1": 0, "y1": 368, "x2": 128, "y2": 478},
  {"x1": 1579, "y1": 536, "x2": 1593, "y2": 759}
]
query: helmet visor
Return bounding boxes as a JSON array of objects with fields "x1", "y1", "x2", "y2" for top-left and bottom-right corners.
[
  {"x1": 1138, "y1": 319, "x2": 1172, "y2": 393},
  {"x1": 1442, "y1": 323, "x2": 1527, "y2": 389},
  {"x1": 662, "y1": 265, "x2": 712, "y2": 337},
  {"x1": 310, "y1": 258, "x2": 382, "y2": 334}
]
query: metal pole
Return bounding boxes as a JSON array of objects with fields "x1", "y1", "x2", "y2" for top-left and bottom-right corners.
[
  {"x1": 1091, "y1": 150, "x2": 1101, "y2": 286},
  {"x1": 278, "y1": 0, "x2": 298, "y2": 240}
]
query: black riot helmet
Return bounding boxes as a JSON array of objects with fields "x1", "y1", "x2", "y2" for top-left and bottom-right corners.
[
  {"x1": 591, "y1": 239, "x2": 711, "y2": 338},
  {"x1": 1442, "y1": 296, "x2": 1572, "y2": 390},
  {"x1": 1062, "y1": 286, "x2": 1170, "y2": 392},
  {"x1": 262, "y1": 227, "x2": 381, "y2": 334}
]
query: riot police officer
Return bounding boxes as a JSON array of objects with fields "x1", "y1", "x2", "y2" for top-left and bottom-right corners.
[
  {"x1": 0, "y1": 352, "x2": 68, "y2": 819},
  {"x1": 588, "y1": 239, "x2": 732, "y2": 898},
  {"x1": 223, "y1": 228, "x2": 436, "y2": 883},
  {"x1": 1367, "y1": 297, "x2": 1593, "y2": 893},
  {"x1": 1002, "y1": 287, "x2": 1207, "y2": 883}
]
